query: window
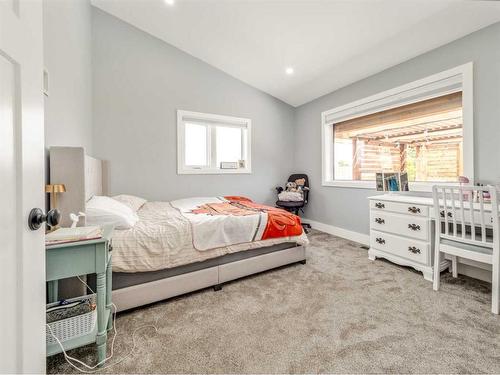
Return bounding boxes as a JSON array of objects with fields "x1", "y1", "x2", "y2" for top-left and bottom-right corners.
[
  {"x1": 334, "y1": 92, "x2": 463, "y2": 182},
  {"x1": 322, "y1": 63, "x2": 473, "y2": 191},
  {"x1": 184, "y1": 123, "x2": 208, "y2": 167},
  {"x1": 177, "y1": 110, "x2": 251, "y2": 174}
]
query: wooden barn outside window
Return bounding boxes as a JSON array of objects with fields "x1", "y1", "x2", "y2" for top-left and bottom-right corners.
[{"x1": 333, "y1": 92, "x2": 463, "y2": 182}]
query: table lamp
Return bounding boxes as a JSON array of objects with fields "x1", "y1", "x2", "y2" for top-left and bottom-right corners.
[{"x1": 45, "y1": 183, "x2": 66, "y2": 210}]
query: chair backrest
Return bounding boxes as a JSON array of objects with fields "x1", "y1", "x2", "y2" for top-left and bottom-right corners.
[
  {"x1": 288, "y1": 174, "x2": 309, "y2": 202},
  {"x1": 432, "y1": 185, "x2": 499, "y2": 248}
]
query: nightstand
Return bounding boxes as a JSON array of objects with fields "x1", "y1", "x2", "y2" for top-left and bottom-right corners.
[{"x1": 45, "y1": 225, "x2": 113, "y2": 364}]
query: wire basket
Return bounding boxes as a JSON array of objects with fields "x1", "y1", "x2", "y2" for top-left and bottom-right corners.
[{"x1": 46, "y1": 294, "x2": 97, "y2": 345}]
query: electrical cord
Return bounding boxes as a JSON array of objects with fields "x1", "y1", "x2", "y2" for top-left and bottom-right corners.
[{"x1": 46, "y1": 276, "x2": 158, "y2": 373}]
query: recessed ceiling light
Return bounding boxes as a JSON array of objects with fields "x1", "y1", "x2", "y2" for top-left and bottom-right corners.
[
  {"x1": 285, "y1": 67, "x2": 294, "y2": 75},
  {"x1": 165, "y1": 0, "x2": 175, "y2": 5}
]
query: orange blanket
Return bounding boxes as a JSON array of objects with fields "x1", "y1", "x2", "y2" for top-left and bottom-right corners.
[{"x1": 191, "y1": 196, "x2": 303, "y2": 240}]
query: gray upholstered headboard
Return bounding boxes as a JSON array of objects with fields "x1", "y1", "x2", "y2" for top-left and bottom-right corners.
[{"x1": 49, "y1": 146, "x2": 105, "y2": 227}]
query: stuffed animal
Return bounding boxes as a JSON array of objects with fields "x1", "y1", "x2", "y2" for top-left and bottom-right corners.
[
  {"x1": 295, "y1": 178, "x2": 306, "y2": 187},
  {"x1": 294, "y1": 178, "x2": 308, "y2": 194},
  {"x1": 285, "y1": 181, "x2": 298, "y2": 192}
]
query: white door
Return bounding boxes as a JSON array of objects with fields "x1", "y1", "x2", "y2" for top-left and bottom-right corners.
[{"x1": 0, "y1": 1, "x2": 45, "y2": 373}]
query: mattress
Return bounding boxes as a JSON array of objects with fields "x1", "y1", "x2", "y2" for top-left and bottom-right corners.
[
  {"x1": 112, "y1": 242, "x2": 299, "y2": 290},
  {"x1": 111, "y1": 201, "x2": 308, "y2": 273}
]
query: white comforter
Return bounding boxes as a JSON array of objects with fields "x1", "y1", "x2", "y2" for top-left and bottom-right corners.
[
  {"x1": 111, "y1": 201, "x2": 308, "y2": 273},
  {"x1": 170, "y1": 197, "x2": 268, "y2": 251}
]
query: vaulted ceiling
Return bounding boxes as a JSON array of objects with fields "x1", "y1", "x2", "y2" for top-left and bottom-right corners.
[{"x1": 91, "y1": 0, "x2": 500, "y2": 107}]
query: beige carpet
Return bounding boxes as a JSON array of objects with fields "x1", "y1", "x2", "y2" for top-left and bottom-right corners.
[{"x1": 47, "y1": 229, "x2": 500, "y2": 374}]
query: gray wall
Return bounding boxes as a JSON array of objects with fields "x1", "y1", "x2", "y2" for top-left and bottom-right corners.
[
  {"x1": 295, "y1": 22, "x2": 500, "y2": 235},
  {"x1": 91, "y1": 9, "x2": 295, "y2": 205},
  {"x1": 43, "y1": 0, "x2": 93, "y2": 152}
]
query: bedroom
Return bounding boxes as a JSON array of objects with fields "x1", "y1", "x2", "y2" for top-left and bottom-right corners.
[{"x1": 2, "y1": 0, "x2": 500, "y2": 373}]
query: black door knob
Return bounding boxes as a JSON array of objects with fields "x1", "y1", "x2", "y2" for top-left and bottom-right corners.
[{"x1": 28, "y1": 208, "x2": 61, "y2": 230}]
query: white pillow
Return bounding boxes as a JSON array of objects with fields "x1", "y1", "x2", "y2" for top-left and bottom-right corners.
[
  {"x1": 86, "y1": 196, "x2": 139, "y2": 229},
  {"x1": 112, "y1": 194, "x2": 147, "y2": 212}
]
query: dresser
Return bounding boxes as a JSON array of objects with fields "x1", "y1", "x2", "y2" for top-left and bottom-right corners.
[{"x1": 368, "y1": 194, "x2": 449, "y2": 281}]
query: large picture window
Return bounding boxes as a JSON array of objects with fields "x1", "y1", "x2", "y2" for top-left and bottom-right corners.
[
  {"x1": 322, "y1": 63, "x2": 473, "y2": 191},
  {"x1": 333, "y1": 92, "x2": 463, "y2": 182},
  {"x1": 177, "y1": 110, "x2": 251, "y2": 174}
]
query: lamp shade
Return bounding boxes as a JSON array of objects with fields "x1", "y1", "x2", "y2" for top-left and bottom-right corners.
[{"x1": 45, "y1": 184, "x2": 66, "y2": 193}]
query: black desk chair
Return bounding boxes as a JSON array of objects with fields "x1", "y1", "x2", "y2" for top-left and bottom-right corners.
[{"x1": 275, "y1": 174, "x2": 311, "y2": 233}]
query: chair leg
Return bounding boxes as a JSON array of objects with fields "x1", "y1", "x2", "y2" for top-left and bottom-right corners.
[
  {"x1": 451, "y1": 255, "x2": 458, "y2": 278},
  {"x1": 492, "y1": 259, "x2": 499, "y2": 315},
  {"x1": 433, "y1": 247, "x2": 441, "y2": 291}
]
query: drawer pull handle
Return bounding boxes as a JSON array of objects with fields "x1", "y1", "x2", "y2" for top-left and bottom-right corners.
[
  {"x1": 375, "y1": 202, "x2": 385, "y2": 209},
  {"x1": 408, "y1": 224, "x2": 421, "y2": 231},
  {"x1": 408, "y1": 206, "x2": 421, "y2": 214},
  {"x1": 408, "y1": 246, "x2": 421, "y2": 254},
  {"x1": 374, "y1": 218, "x2": 385, "y2": 224},
  {"x1": 440, "y1": 210, "x2": 452, "y2": 218},
  {"x1": 376, "y1": 237, "x2": 385, "y2": 245}
]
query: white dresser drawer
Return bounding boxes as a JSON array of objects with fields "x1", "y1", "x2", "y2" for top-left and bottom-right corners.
[
  {"x1": 370, "y1": 211, "x2": 430, "y2": 241},
  {"x1": 370, "y1": 200, "x2": 429, "y2": 217},
  {"x1": 370, "y1": 229, "x2": 429, "y2": 265}
]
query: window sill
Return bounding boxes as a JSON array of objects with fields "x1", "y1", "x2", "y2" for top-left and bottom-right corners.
[
  {"x1": 178, "y1": 168, "x2": 252, "y2": 175},
  {"x1": 322, "y1": 180, "x2": 375, "y2": 189},
  {"x1": 323, "y1": 180, "x2": 461, "y2": 192}
]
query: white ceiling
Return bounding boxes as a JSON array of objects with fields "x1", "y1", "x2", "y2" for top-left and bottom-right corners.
[{"x1": 91, "y1": 0, "x2": 500, "y2": 107}]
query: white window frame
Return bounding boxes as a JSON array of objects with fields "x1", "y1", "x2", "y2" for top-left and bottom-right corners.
[
  {"x1": 177, "y1": 110, "x2": 252, "y2": 174},
  {"x1": 321, "y1": 62, "x2": 474, "y2": 192}
]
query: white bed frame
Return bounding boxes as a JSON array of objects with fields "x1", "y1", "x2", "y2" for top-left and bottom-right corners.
[{"x1": 49, "y1": 147, "x2": 307, "y2": 312}]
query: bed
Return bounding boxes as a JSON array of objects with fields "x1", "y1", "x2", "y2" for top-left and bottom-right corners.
[{"x1": 49, "y1": 146, "x2": 308, "y2": 311}]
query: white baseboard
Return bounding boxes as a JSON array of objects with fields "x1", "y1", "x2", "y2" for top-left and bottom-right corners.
[{"x1": 305, "y1": 219, "x2": 369, "y2": 245}]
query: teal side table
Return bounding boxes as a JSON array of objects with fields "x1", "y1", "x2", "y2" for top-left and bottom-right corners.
[{"x1": 46, "y1": 225, "x2": 114, "y2": 365}]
